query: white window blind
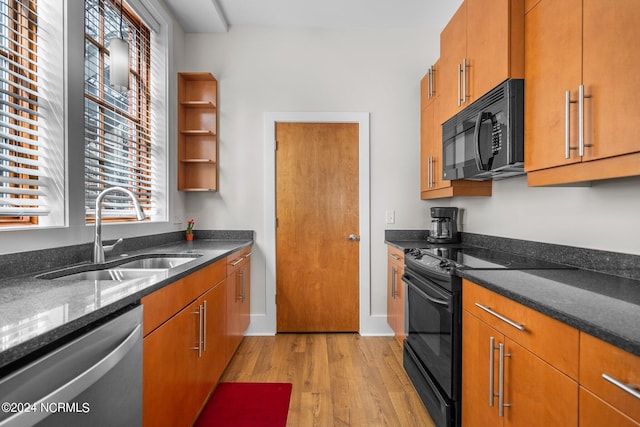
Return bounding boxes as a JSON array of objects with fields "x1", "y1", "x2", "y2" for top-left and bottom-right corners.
[
  {"x1": 0, "y1": 0, "x2": 48, "y2": 222},
  {"x1": 84, "y1": 0, "x2": 152, "y2": 220}
]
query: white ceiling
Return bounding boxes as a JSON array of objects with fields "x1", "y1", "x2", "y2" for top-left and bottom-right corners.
[{"x1": 163, "y1": 0, "x2": 463, "y2": 33}]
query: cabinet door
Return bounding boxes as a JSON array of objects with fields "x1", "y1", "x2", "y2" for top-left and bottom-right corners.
[
  {"x1": 579, "y1": 387, "x2": 640, "y2": 427},
  {"x1": 504, "y1": 338, "x2": 578, "y2": 427},
  {"x1": 466, "y1": 0, "x2": 512, "y2": 101},
  {"x1": 582, "y1": 0, "x2": 640, "y2": 161},
  {"x1": 420, "y1": 99, "x2": 444, "y2": 197},
  {"x1": 524, "y1": 0, "x2": 582, "y2": 172},
  {"x1": 238, "y1": 257, "x2": 251, "y2": 333},
  {"x1": 143, "y1": 301, "x2": 200, "y2": 427},
  {"x1": 462, "y1": 310, "x2": 502, "y2": 427},
  {"x1": 439, "y1": 2, "x2": 467, "y2": 122},
  {"x1": 463, "y1": 310, "x2": 579, "y2": 427},
  {"x1": 197, "y1": 283, "x2": 227, "y2": 403}
]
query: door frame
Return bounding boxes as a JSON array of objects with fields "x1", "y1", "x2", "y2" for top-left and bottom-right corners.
[{"x1": 259, "y1": 112, "x2": 374, "y2": 335}]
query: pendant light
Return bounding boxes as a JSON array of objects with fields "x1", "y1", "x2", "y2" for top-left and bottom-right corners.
[{"x1": 109, "y1": 0, "x2": 129, "y2": 92}]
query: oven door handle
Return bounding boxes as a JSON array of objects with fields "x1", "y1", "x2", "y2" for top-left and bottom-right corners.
[{"x1": 403, "y1": 275, "x2": 451, "y2": 308}]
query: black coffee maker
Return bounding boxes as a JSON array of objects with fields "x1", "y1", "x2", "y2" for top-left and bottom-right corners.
[{"x1": 427, "y1": 207, "x2": 460, "y2": 244}]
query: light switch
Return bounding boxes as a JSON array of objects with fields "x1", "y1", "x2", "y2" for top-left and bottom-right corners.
[{"x1": 385, "y1": 210, "x2": 395, "y2": 224}]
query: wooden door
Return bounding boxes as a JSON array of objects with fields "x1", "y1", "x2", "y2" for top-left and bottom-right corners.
[
  {"x1": 524, "y1": 0, "x2": 582, "y2": 171},
  {"x1": 582, "y1": 0, "x2": 640, "y2": 161},
  {"x1": 276, "y1": 122, "x2": 359, "y2": 332}
]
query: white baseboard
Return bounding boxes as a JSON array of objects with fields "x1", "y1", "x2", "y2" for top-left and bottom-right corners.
[{"x1": 244, "y1": 313, "x2": 394, "y2": 337}]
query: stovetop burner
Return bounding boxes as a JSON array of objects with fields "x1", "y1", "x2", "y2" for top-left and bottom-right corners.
[{"x1": 406, "y1": 245, "x2": 572, "y2": 276}]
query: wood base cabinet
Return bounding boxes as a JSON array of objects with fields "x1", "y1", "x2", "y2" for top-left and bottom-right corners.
[
  {"x1": 225, "y1": 246, "x2": 252, "y2": 361},
  {"x1": 462, "y1": 310, "x2": 578, "y2": 427},
  {"x1": 142, "y1": 246, "x2": 251, "y2": 426},
  {"x1": 143, "y1": 298, "x2": 201, "y2": 426},
  {"x1": 461, "y1": 279, "x2": 579, "y2": 427},
  {"x1": 386, "y1": 245, "x2": 405, "y2": 346},
  {"x1": 579, "y1": 333, "x2": 640, "y2": 426}
]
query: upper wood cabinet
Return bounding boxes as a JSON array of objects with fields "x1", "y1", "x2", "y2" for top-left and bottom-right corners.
[
  {"x1": 525, "y1": 0, "x2": 640, "y2": 186},
  {"x1": 420, "y1": 70, "x2": 492, "y2": 199},
  {"x1": 178, "y1": 72, "x2": 218, "y2": 191},
  {"x1": 439, "y1": 0, "x2": 525, "y2": 123}
]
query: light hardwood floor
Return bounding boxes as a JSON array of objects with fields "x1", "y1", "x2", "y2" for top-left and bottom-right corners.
[{"x1": 220, "y1": 334, "x2": 435, "y2": 427}]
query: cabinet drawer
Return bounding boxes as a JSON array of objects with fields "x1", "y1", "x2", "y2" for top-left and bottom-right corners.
[
  {"x1": 226, "y1": 246, "x2": 251, "y2": 275},
  {"x1": 142, "y1": 259, "x2": 225, "y2": 336},
  {"x1": 462, "y1": 279, "x2": 579, "y2": 379},
  {"x1": 580, "y1": 333, "x2": 640, "y2": 422},
  {"x1": 580, "y1": 387, "x2": 639, "y2": 427},
  {"x1": 387, "y1": 246, "x2": 404, "y2": 268}
]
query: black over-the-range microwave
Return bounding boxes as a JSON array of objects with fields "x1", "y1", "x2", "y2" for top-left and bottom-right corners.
[{"x1": 442, "y1": 78, "x2": 525, "y2": 181}]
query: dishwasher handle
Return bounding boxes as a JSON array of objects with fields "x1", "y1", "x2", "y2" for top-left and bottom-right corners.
[{"x1": 0, "y1": 324, "x2": 141, "y2": 427}]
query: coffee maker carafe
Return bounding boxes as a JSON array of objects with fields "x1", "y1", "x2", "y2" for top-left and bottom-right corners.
[{"x1": 427, "y1": 207, "x2": 460, "y2": 244}]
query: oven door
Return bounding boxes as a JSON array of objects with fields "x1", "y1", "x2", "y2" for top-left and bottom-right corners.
[{"x1": 403, "y1": 269, "x2": 456, "y2": 398}]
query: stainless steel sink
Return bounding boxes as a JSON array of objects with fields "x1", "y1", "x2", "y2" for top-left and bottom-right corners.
[
  {"x1": 54, "y1": 268, "x2": 165, "y2": 281},
  {"x1": 38, "y1": 253, "x2": 202, "y2": 281},
  {"x1": 116, "y1": 257, "x2": 196, "y2": 269}
]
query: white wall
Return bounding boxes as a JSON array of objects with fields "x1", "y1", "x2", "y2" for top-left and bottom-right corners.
[
  {"x1": 453, "y1": 175, "x2": 640, "y2": 256},
  {"x1": 182, "y1": 26, "x2": 440, "y2": 322}
]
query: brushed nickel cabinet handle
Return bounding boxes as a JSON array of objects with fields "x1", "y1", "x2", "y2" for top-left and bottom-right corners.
[
  {"x1": 602, "y1": 373, "x2": 640, "y2": 399},
  {"x1": 462, "y1": 58, "x2": 468, "y2": 104},
  {"x1": 457, "y1": 63, "x2": 462, "y2": 107},
  {"x1": 475, "y1": 303, "x2": 525, "y2": 331},
  {"x1": 230, "y1": 258, "x2": 243, "y2": 266},
  {"x1": 578, "y1": 84, "x2": 592, "y2": 156},
  {"x1": 489, "y1": 336, "x2": 496, "y2": 407},
  {"x1": 202, "y1": 300, "x2": 207, "y2": 352},
  {"x1": 391, "y1": 265, "x2": 397, "y2": 299},
  {"x1": 498, "y1": 343, "x2": 511, "y2": 416}
]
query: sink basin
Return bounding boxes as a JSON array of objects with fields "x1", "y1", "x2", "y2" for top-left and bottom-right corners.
[
  {"x1": 116, "y1": 256, "x2": 197, "y2": 269},
  {"x1": 53, "y1": 268, "x2": 165, "y2": 281},
  {"x1": 38, "y1": 253, "x2": 202, "y2": 281}
]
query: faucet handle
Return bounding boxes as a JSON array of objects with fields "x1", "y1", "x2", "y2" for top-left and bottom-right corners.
[{"x1": 103, "y1": 238, "x2": 124, "y2": 254}]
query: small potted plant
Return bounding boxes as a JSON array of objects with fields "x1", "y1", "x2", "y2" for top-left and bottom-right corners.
[{"x1": 186, "y1": 218, "x2": 195, "y2": 241}]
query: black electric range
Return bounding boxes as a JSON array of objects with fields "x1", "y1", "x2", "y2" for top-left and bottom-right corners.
[{"x1": 402, "y1": 244, "x2": 573, "y2": 427}]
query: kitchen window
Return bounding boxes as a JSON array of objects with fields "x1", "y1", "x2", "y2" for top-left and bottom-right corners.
[
  {"x1": 84, "y1": 0, "x2": 166, "y2": 223},
  {"x1": 0, "y1": 0, "x2": 64, "y2": 227}
]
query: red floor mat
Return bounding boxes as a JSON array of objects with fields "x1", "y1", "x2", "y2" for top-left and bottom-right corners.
[{"x1": 194, "y1": 382, "x2": 293, "y2": 427}]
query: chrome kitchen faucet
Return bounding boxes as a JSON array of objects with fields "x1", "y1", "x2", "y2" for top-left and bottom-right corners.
[{"x1": 92, "y1": 186, "x2": 146, "y2": 263}]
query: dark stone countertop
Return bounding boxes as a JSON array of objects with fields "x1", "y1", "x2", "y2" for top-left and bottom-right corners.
[
  {"x1": 0, "y1": 235, "x2": 253, "y2": 372},
  {"x1": 458, "y1": 269, "x2": 640, "y2": 357},
  {"x1": 384, "y1": 229, "x2": 640, "y2": 357}
]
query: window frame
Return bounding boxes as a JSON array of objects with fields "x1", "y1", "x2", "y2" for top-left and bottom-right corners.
[{"x1": 83, "y1": 0, "x2": 153, "y2": 223}]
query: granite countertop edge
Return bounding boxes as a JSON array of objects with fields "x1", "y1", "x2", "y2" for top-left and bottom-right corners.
[
  {"x1": 456, "y1": 269, "x2": 640, "y2": 357},
  {"x1": 384, "y1": 232, "x2": 640, "y2": 357},
  {"x1": 0, "y1": 236, "x2": 253, "y2": 371}
]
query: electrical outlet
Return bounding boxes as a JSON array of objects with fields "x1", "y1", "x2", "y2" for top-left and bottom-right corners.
[{"x1": 385, "y1": 210, "x2": 395, "y2": 224}]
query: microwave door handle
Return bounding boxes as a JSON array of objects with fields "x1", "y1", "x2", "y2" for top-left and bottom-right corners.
[{"x1": 474, "y1": 112, "x2": 492, "y2": 171}]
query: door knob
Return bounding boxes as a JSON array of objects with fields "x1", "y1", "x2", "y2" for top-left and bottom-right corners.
[{"x1": 348, "y1": 234, "x2": 360, "y2": 241}]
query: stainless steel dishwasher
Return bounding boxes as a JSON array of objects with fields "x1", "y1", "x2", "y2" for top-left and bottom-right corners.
[{"x1": 0, "y1": 305, "x2": 142, "y2": 426}]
